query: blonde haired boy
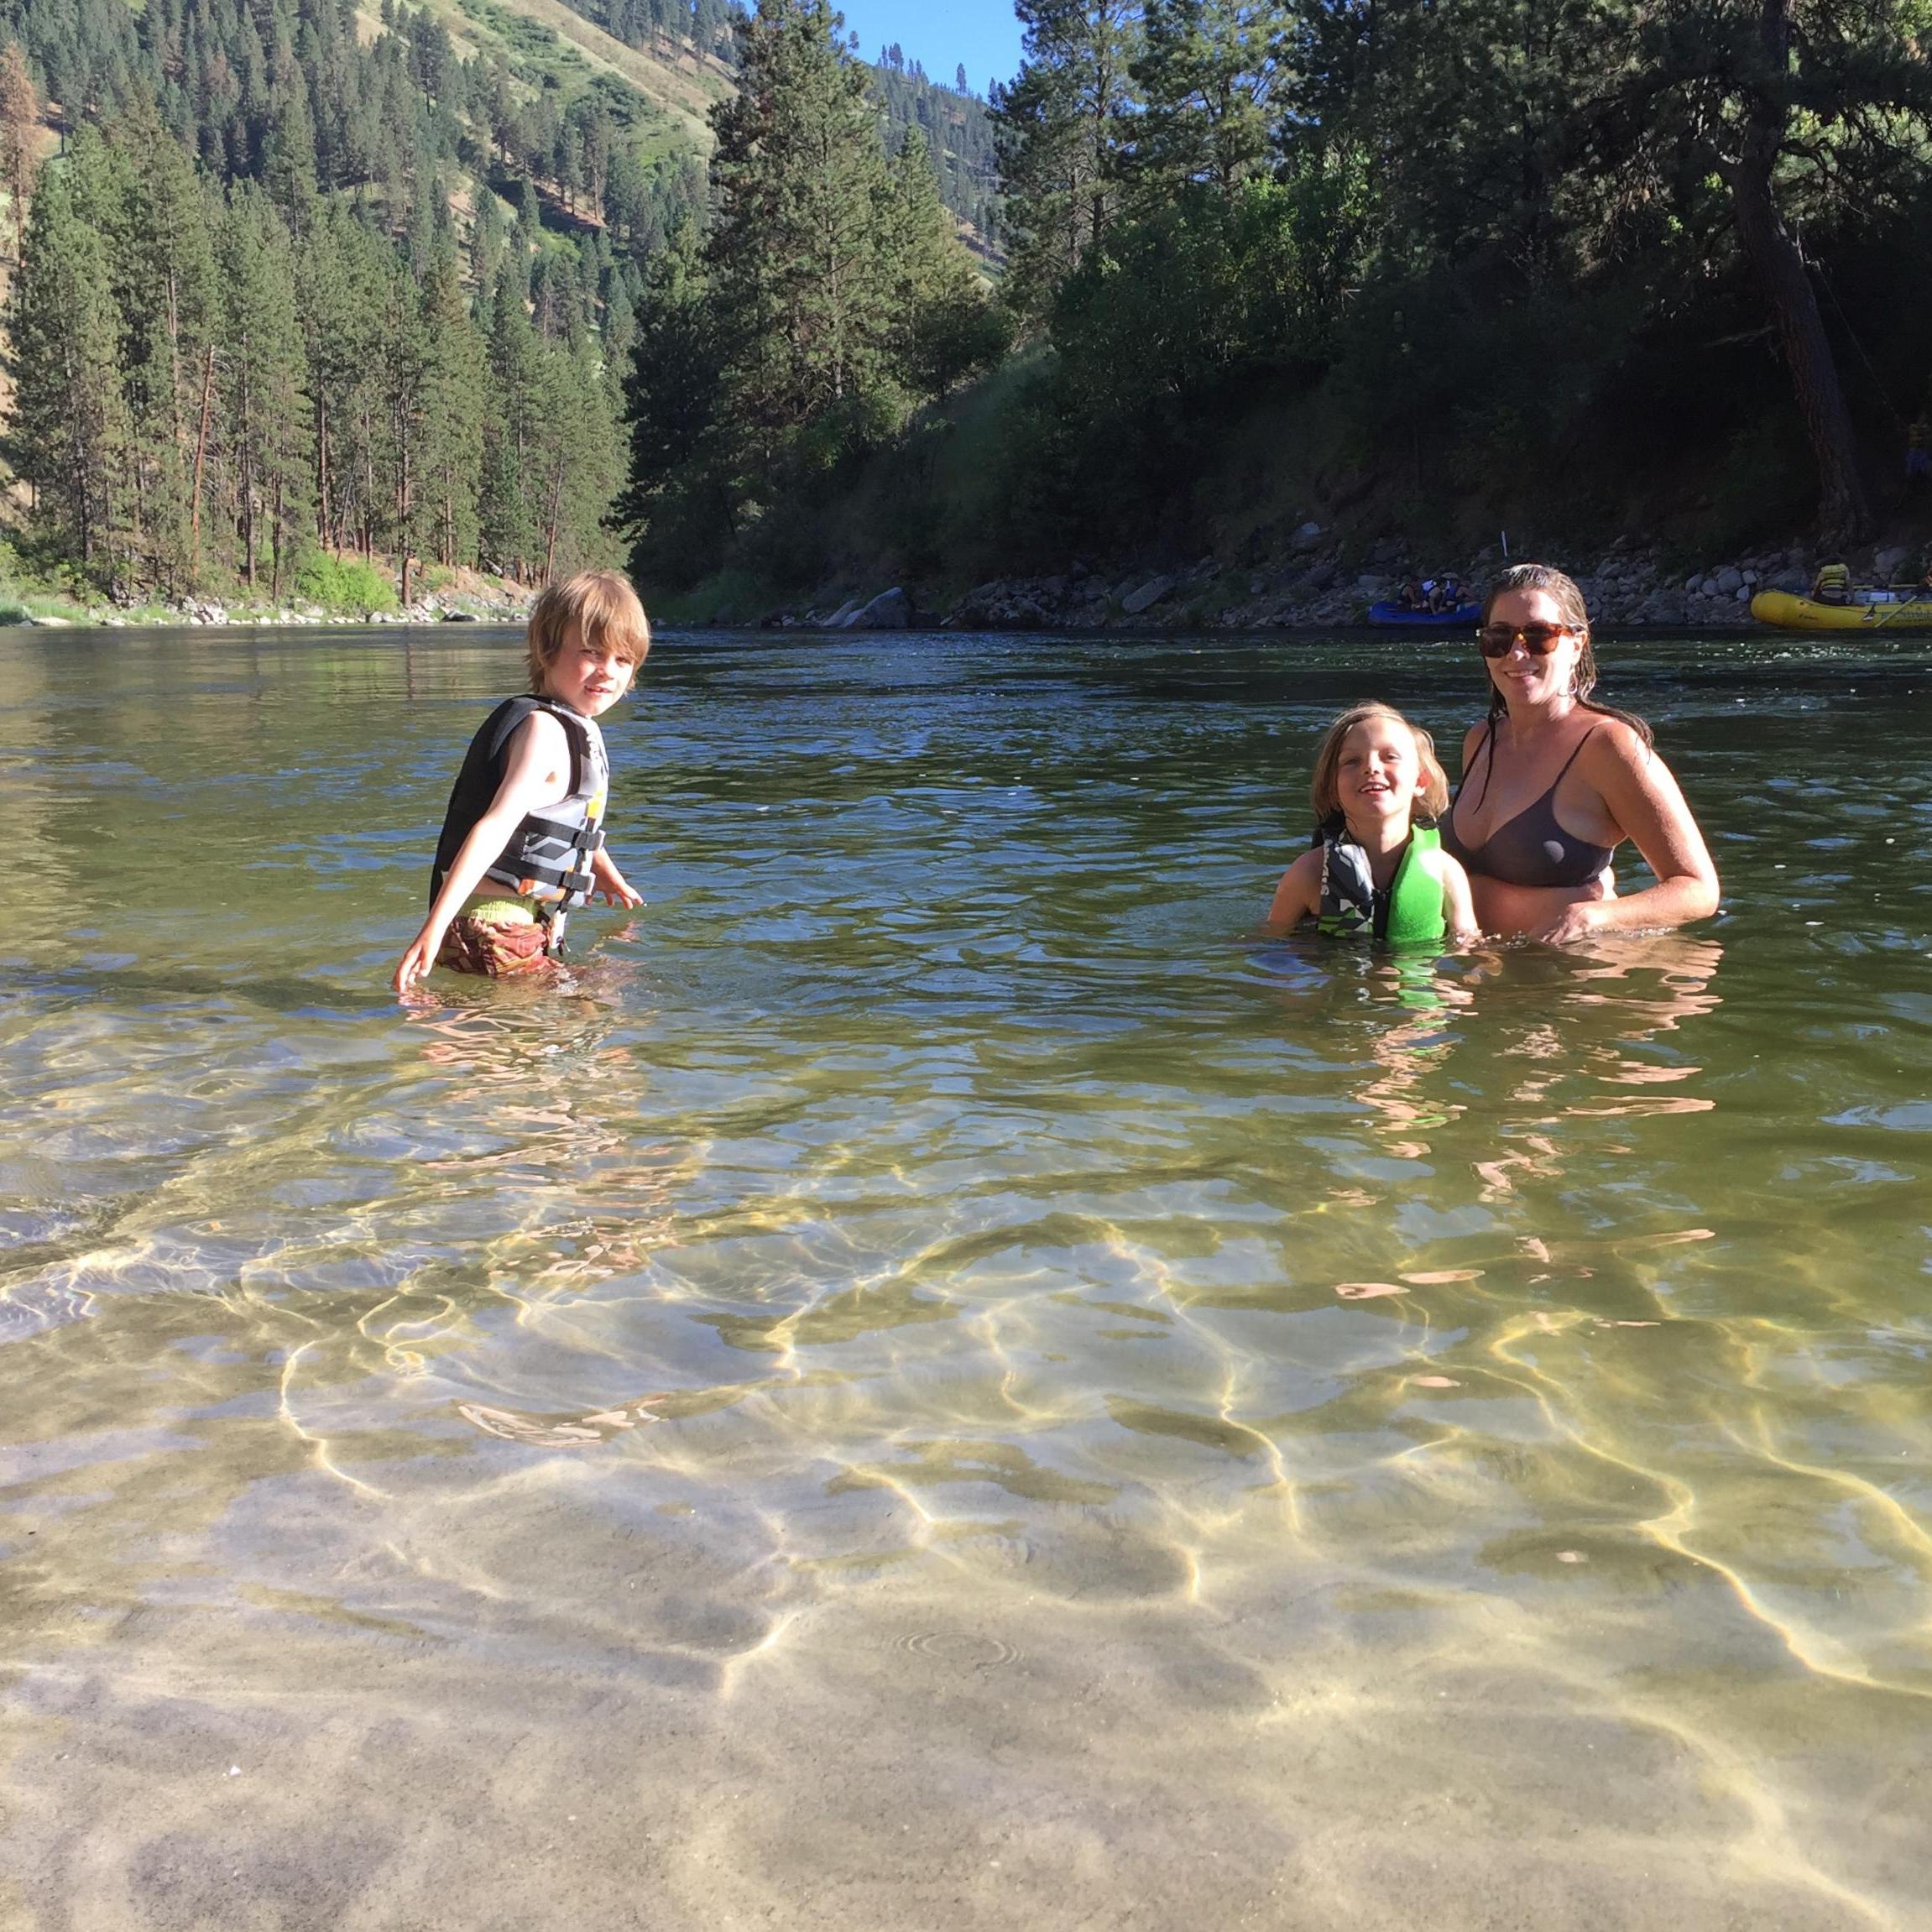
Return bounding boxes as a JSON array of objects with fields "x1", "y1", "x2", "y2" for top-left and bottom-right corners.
[{"x1": 394, "y1": 571, "x2": 650, "y2": 992}]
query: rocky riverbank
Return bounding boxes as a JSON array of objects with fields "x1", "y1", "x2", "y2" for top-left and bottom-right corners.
[
  {"x1": 765, "y1": 531, "x2": 1927, "y2": 634},
  {"x1": 9, "y1": 567, "x2": 536, "y2": 630}
]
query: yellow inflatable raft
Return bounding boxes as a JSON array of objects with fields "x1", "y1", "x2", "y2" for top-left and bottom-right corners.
[{"x1": 1751, "y1": 589, "x2": 1932, "y2": 631}]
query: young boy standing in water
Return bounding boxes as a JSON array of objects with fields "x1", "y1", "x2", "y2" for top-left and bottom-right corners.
[{"x1": 394, "y1": 571, "x2": 650, "y2": 993}]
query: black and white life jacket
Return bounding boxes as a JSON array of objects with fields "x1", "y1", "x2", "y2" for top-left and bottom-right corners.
[
  {"x1": 431, "y1": 696, "x2": 609, "y2": 913},
  {"x1": 1313, "y1": 818, "x2": 1445, "y2": 948}
]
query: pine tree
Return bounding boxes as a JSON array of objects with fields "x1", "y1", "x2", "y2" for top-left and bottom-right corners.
[
  {"x1": 110, "y1": 96, "x2": 219, "y2": 592},
  {"x1": 993, "y1": 0, "x2": 1141, "y2": 321},
  {"x1": 264, "y1": 68, "x2": 321, "y2": 238},
  {"x1": 0, "y1": 40, "x2": 40, "y2": 259},
  {"x1": 368, "y1": 241, "x2": 428, "y2": 593},
  {"x1": 617, "y1": 214, "x2": 728, "y2": 583},
  {"x1": 533, "y1": 332, "x2": 619, "y2": 577},
  {"x1": 217, "y1": 183, "x2": 311, "y2": 593},
  {"x1": 1573, "y1": 0, "x2": 1923, "y2": 543},
  {"x1": 883, "y1": 129, "x2": 1005, "y2": 402},
  {"x1": 1129, "y1": 0, "x2": 1285, "y2": 201},
  {"x1": 706, "y1": 0, "x2": 905, "y2": 488},
  {"x1": 467, "y1": 182, "x2": 504, "y2": 292},
  {"x1": 478, "y1": 265, "x2": 546, "y2": 579},
  {"x1": 295, "y1": 202, "x2": 378, "y2": 555},
  {"x1": 3, "y1": 162, "x2": 135, "y2": 579},
  {"x1": 413, "y1": 243, "x2": 485, "y2": 570}
]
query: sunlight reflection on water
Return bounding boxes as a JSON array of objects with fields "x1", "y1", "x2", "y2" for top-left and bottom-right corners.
[{"x1": 2, "y1": 625, "x2": 1929, "y2": 1928}]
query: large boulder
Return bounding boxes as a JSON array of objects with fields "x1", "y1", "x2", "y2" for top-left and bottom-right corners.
[
  {"x1": 846, "y1": 586, "x2": 912, "y2": 630},
  {"x1": 1121, "y1": 574, "x2": 1176, "y2": 615},
  {"x1": 1289, "y1": 520, "x2": 1324, "y2": 552},
  {"x1": 1876, "y1": 544, "x2": 1912, "y2": 582}
]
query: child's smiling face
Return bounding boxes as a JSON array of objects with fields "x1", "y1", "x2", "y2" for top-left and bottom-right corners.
[
  {"x1": 543, "y1": 621, "x2": 638, "y2": 718},
  {"x1": 1335, "y1": 716, "x2": 1422, "y2": 825}
]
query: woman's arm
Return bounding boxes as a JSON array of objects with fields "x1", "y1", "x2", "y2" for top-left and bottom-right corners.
[
  {"x1": 1261, "y1": 849, "x2": 1324, "y2": 936},
  {"x1": 394, "y1": 714, "x2": 573, "y2": 993},
  {"x1": 1528, "y1": 726, "x2": 1720, "y2": 943}
]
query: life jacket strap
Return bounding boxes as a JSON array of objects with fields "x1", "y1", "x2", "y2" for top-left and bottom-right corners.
[{"x1": 494, "y1": 808, "x2": 606, "y2": 901}]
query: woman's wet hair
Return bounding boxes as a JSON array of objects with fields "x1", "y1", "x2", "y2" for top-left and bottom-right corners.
[
  {"x1": 1310, "y1": 702, "x2": 1450, "y2": 824},
  {"x1": 1480, "y1": 563, "x2": 1653, "y2": 746},
  {"x1": 526, "y1": 569, "x2": 651, "y2": 692}
]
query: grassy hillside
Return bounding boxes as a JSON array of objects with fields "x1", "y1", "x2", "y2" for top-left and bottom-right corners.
[
  {"x1": 471, "y1": 0, "x2": 1003, "y2": 241},
  {"x1": 412, "y1": 0, "x2": 728, "y2": 154}
]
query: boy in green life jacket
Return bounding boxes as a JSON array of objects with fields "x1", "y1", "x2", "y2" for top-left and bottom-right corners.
[{"x1": 1263, "y1": 702, "x2": 1479, "y2": 947}]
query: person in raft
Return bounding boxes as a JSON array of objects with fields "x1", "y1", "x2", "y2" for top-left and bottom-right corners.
[
  {"x1": 1264, "y1": 702, "x2": 1479, "y2": 946},
  {"x1": 394, "y1": 570, "x2": 650, "y2": 993},
  {"x1": 1438, "y1": 563, "x2": 1719, "y2": 943},
  {"x1": 1812, "y1": 557, "x2": 1852, "y2": 604}
]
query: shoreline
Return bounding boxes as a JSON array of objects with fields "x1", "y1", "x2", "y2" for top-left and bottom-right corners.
[
  {"x1": 0, "y1": 612, "x2": 1836, "y2": 640},
  {"x1": 689, "y1": 531, "x2": 1930, "y2": 636},
  {"x1": 762, "y1": 540, "x2": 1820, "y2": 636},
  {"x1": 3, "y1": 570, "x2": 538, "y2": 633}
]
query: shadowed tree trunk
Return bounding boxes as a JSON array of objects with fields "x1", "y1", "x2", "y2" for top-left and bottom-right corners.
[{"x1": 1722, "y1": 0, "x2": 1870, "y2": 546}]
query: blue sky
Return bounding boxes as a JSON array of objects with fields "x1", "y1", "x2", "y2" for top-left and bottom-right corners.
[{"x1": 835, "y1": 1, "x2": 1025, "y2": 96}]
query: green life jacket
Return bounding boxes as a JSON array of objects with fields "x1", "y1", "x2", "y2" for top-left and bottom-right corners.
[{"x1": 1315, "y1": 823, "x2": 1447, "y2": 948}]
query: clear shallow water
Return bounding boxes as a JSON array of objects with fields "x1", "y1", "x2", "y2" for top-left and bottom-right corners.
[{"x1": 2, "y1": 624, "x2": 1929, "y2": 1929}]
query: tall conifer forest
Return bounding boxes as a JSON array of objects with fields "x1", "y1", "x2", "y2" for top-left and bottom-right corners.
[
  {"x1": 620, "y1": 0, "x2": 1932, "y2": 607},
  {"x1": 8, "y1": 0, "x2": 1928, "y2": 611},
  {"x1": 0, "y1": 0, "x2": 997, "y2": 605}
]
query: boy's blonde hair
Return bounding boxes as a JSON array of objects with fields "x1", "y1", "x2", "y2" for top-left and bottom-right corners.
[
  {"x1": 526, "y1": 569, "x2": 651, "y2": 692},
  {"x1": 1309, "y1": 702, "x2": 1449, "y2": 822}
]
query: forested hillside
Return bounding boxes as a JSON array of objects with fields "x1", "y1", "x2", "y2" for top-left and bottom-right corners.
[
  {"x1": 619, "y1": 0, "x2": 1932, "y2": 614},
  {"x1": 551, "y1": 0, "x2": 740, "y2": 60},
  {"x1": 0, "y1": 0, "x2": 725, "y2": 605},
  {"x1": 534, "y1": 0, "x2": 1002, "y2": 240},
  {"x1": 871, "y1": 44, "x2": 1000, "y2": 254},
  {"x1": 617, "y1": 2, "x2": 1010, "y2": 593},
  {"x1": 0, "y1": 0, "x2": 1000, "y2": 609},
  {"x1": 981, "y1": 0, "x2": 1929, "y2": 562}
]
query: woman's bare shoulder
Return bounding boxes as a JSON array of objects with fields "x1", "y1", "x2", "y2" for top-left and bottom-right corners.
[{"x1": 1583, "y1": 713, "x2": 1660, "y2": 769}]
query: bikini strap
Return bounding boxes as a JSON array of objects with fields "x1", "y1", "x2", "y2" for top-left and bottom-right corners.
[
  {"x1": 1548, "y1": 725, "x2": 1600, "y2": 788},
  {"x1": 1465, "y1": 717, "x2": 1500, "y2": 811}
]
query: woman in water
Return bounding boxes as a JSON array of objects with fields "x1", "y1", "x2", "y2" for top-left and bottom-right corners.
[{"x1": 1439, "y1": 563, "x2": 1719, "y2": 942}]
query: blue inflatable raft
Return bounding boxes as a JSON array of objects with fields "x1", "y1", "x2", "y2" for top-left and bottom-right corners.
[{"x1": 1368, "y1": 601, "x2": 1482, "y2": 627}]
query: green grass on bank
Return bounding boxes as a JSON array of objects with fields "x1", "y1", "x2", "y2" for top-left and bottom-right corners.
[
  {"x1": 0, "y1": 537, "x2": 531, "y2": 627},
  {"x1": 294, "y1": 553, "x2": 400, "y2": 614}
]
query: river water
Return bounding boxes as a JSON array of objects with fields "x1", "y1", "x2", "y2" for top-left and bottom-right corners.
[{"x1": 1, "y1": 623, "x2": 1929, "y2": 1929}]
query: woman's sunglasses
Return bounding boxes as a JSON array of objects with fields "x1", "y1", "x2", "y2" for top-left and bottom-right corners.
[{"x1": 1477, "y1": 621, "x2": 1574, "y2": 658}]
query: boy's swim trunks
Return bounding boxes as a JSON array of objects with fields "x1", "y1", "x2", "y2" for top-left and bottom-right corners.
[{"x1": 436, "y1": 901, "x2": 552, "y2": 978}]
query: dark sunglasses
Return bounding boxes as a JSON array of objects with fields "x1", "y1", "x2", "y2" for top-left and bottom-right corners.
[{"x1": 1477, "y1": 621, "x2": 1574, "y2": 658}]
